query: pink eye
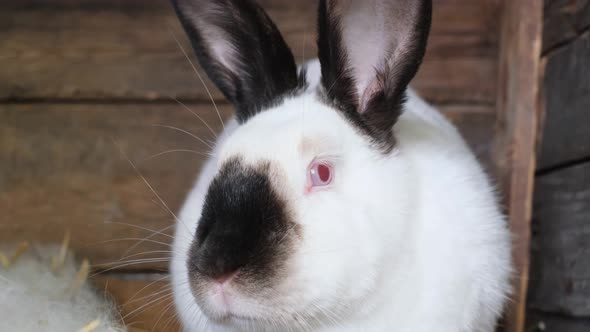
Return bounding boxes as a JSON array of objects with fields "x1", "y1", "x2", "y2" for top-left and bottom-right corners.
[{"x1": 308, "y1": 161, "x2": 333, "y2": 187}]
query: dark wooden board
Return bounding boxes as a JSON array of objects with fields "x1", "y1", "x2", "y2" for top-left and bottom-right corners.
[
  {"x1": 526, "y1": 2, "x2": 590, "y2": 330},
  {"x1": 544, "y1": 1, "x2": 577, "y2": 51},
  {"x1": 0, "y1": 0, "x2": 500, "y2": 104},
  {"x1": 0, "y1": 103, "x2": 496, "y2": 270},
  {"x1": 543, "y1": 0, "x2": 590, "y2": 52},
  {"x1": 538, "y1": 32, "x2": 590, "y2": 170},
  {"x1": 529, "y1": 162, "x2": 590, "y2": 317},
  {"x1": 579, "y1": 1, "x2": 590, "y2": 32},
  {"x1": 527, "y1": 311, "x2": 590, "y2": 332}
]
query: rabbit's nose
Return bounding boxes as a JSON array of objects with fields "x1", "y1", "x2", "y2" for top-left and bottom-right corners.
[
  {"x1": 213, "y1": 271, "x2": 237, "y2": 285},
  {"x1": 190, "y1": 230, "x2": 248, "y2": 282}
]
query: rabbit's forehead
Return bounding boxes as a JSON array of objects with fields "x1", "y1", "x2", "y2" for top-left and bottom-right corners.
[{"x1": 219, "y1": 94, "x2": 357, "y2": 163}]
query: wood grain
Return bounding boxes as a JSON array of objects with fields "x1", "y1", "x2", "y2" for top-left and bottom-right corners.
[
  {"x1": 0, "y1": 1, "x2": 531, "y2": 330},
  {"x1": 538, "y1": 32, "x2": 590, "y2": 170},
  {"x1": 527, "y1": 311, "x2": 590, "y2": 332},
  {"x1": 0, "y1": 0, "x2": 499, "y2": 104},
  {"x1": 494, "y1": 1, "x2": 543, "y2": 331},
  {"x1": 0, "y1": 103, "x2": 232, "y2": 270},
  {"x1": 525, "y1": 3, "x2": 590, "y2": 330},
  {"x1": 0, "y1": 103, "x2": 495, "y2": 270},
  {"x1": 543, "y1": 0, "x2": 590, "y2": 52},
  {"x1": 529, "y1": 162, "x2": 590, "y2": 317}
]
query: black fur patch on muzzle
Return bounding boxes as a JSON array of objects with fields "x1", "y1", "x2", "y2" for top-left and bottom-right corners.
[{"x1": 188, "y1": 157, "x2": 297, "y2": 285}]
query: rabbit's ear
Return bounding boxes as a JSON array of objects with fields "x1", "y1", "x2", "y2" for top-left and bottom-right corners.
[
  {"x1": 172, "y1": 0, "x2": 304, "y2": 123},
  {"x1": 317, "y1": 0, "x2": 431, "y2": 150}
]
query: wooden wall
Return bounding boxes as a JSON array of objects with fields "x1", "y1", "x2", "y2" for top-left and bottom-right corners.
[
  {"x1": 527, "y1": 1, "x2": 590, "y2": 331},
  {"x1": 0, "y1": 0, "x2": 531, "y2": 330}
]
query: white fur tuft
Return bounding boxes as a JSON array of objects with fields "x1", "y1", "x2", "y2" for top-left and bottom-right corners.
[{"x1": 0, "y1": 245, "x2": 123, "y2": 332}]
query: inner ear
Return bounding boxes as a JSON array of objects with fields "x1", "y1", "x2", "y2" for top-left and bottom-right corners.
[
  {"x1": 317, "y1": 0, "x2": 432, "y2": 151},
  {"x1": 172, "y1": 0, "x2": 306, "y2": 123}
]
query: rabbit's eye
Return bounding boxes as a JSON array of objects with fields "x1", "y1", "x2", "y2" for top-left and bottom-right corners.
[{"x1": 308, "y1": 161, "x2": 332, "y2": 187}]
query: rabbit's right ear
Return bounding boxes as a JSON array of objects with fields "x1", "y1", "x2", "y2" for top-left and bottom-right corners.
[
  {"x1": 172, "y1": 0, "x2": 304, "y2": 123},
  {"x1": 317, "y1": 0, "x2": 432, "y2": 151}
]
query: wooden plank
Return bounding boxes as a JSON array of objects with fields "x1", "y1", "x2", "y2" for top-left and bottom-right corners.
[
  {"x1": 578, "y1": 1, "x2": 590, "y2": 31},
  {"x1": 529, "y1": 162, "x2": 590, "y2": 317},
  {"x1": 543, "y1": 0, "x2": 590, "y2": 52},
  {"x1": 0, "y1": 103, "x2": 232, "y2": 270},
  {"x1": 0, "y1": 103, "x2": 495, "y2": 271},
  {"x1": 539, "y1": 31, "x2": 590, "y2": 170},
  {"x1": 416, "y1": 57, "x2": 497, "y2": 104},
  {"x1": 0, "y1": 0, "x2": 499, "y2": 104},
  {"x1": 493, "y1": 1, "x2": 543, "y2": 331},
  {"x1": 93, "y1": 274, "x2": 181, "y2": 331},
  {"x1": 527, "y1": 310, "x2": 590, "y2": 332},
  {"x1": 0, "y1": 0, "x2": 500, "y2": 35},
  {"x1": 0, "y1": 52, "x2": 497, "y2": 104},
  {"x1": 543, "y1": 0, "x2": 579, "y2": 51}
]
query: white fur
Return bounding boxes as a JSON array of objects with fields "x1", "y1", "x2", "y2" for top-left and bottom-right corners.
[
  {"x1": 0, "y1": 245, "x2": 123, "y2": 332},
  {"x1": 171, "y1": 59, "x2": 512, "y2": 331}
]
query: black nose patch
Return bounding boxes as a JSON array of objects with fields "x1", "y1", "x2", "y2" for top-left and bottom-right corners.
[{"x1": 188, "y1": 157, "x2": 296, "y2": 283}]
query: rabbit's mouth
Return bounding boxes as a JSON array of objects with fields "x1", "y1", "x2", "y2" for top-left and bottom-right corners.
[
  {"x1": 190, "y1": 272, "x2": 349, "y2": 332},
  {"x1": 191, "y1": 274, "x2": 244, "y2": 322},
  {"x1": 188, "y1": 271, "x2": 292, "y2": 327}
]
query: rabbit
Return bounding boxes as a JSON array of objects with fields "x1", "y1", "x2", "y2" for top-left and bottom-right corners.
[{"x1": 169, "y1": 0, "x2": 512, "y2": 331}]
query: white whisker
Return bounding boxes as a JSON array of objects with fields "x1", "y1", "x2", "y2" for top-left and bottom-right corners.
[
  {"x1": 89, "y1": 260, "x2": 169, "y2": 278},
  {"x1": 119, "y1": 250, "x2": 173, "y2": 261},
  {"x1": 124, "y1": 285, "x2": 172, "y2": 306},
  {"x1": 124, "y1": 274, "x2": 171, "y2": 304},
  {"x1": 168, "y1": 26, "x2": 225, "y2": 130},
  {"x1": 170, "y1": 95, "x2": 218, "y2": 138},
  {"x1": 92, "y1": 257, "x2": 171, "y2": 269},
  {"x1": 152, "y1": 124, "x2": 213, "y2": 149},
  {"x1": 122, "y1": 292, "x2": 174, "y2": 321},
  {"x1": 144, "y1": 148, "x2": 212, "y2": 161},
  {"x1": 153, "y1": 297, "x2": 177, "y2": 331},
  {"x1": 114, "y1": 223, "x2": 179, "y2": 260},
  {"x1": 104, "y1": 221, "x2": 174, "y2": 239},
  {"x1": 111, "y1": 139, "x2": 193, "y2": 237},
  {"x1": 94, "y1": 237, "x2": 173, "y2": 248}
]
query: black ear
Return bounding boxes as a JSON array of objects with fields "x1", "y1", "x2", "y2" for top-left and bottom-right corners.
[
  {"x1": 172, "y1": 0, "x2": 305, "y2": 123},
  {"x1": 317, "y1": 0, "x2": 432, "y2": 151}
]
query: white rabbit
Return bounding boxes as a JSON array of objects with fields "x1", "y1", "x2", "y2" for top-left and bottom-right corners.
[{"x1": 170, "y1": 0, "x2": 512, "y2": 331}]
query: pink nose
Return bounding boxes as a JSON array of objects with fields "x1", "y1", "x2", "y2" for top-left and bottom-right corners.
[{"x1": 214, "y1": 271, "x2": 237, "y2": 285}]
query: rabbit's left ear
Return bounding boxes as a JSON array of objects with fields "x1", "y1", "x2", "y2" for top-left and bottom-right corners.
[
  {"x1": 317, "y1": 0, "x2": 432, "y2": 151},
  {"x1": 172, "y1": 0, "x2": 304, "y2": 123}
]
